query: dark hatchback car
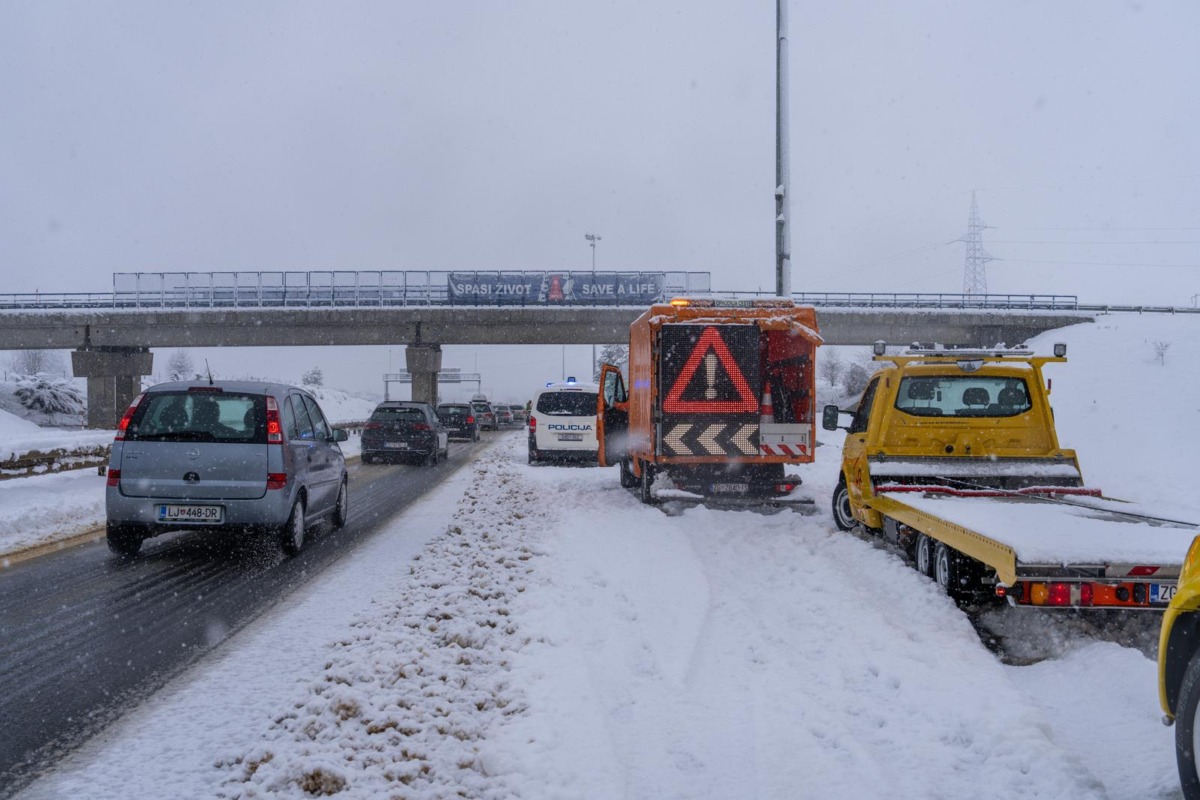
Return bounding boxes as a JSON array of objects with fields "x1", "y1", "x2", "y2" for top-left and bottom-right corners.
[
  {"x1": 361, "y1": 402, "x2": 449, "y2": 465},
  {"x1": 437, "y1": 403, "x2": 480, "y2": 441}
]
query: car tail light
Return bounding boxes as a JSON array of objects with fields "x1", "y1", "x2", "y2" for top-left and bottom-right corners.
[
  {"x1": 413, "y1": 423, "x2": 430, "y2": 431},
  {"x1": 114, "y1": 394, "x2": 145, "y2": 441},
  {"x1": 265, "y1": 396, "x2": 283, "y2": 444},
  {"x1": 529, "y1": 417, "x2": 537, "y2": 433},
  {"x1": 467, "y1": 416, "x2": 475, "y2": 424},
  {"x1": 266, "y1": 473, "x2": 287, "y2": 490},
  {"x1": 188, "y1": 386, "x2": 223, "y2": 393},
  {"x1": 364, "y1": 422, "x2": 382, "y2": 430},
  {"x1": 106, "y1": 468, "x2": 121, "y2": 488}
]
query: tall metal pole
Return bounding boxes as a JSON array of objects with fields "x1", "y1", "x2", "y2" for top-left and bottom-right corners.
[
  {"x1": 775, "y1": 0, "x2": 792, "y2": 298},
  {"x1": 586, "y1": 233, "x2": 601, "y2": 378}
]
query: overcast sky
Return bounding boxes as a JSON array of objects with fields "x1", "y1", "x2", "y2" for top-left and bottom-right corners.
[{"x1": 2, "y1": 1, "x2": 1198, "y2": 398}]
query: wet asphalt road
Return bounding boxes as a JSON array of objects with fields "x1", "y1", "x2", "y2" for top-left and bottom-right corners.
[{"x1": 0, "y1": 438, "x2": 493, "y2": 797}]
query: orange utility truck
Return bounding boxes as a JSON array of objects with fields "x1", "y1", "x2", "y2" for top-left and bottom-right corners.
[{"x1": 596, "y1": 297, "x2": 822, "y2": 504}]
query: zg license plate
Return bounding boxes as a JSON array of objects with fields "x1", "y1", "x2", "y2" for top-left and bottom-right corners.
[
  {"x1": 1151, "y1": 584, "x2": 1177, "y2": 604},
  {"x1": 711, "y1": 483, "x2": 749, "y2": 494},
  {"x1": 158, "y1": 504, "x2": 223, "y2": 523},
  {"x1": 558, "y1": 434, "x2": 583, "y2": 442}
]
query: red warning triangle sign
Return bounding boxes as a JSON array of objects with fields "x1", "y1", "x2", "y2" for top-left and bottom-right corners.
[{"x1": 662, "y1": 326, "x2": 758, "y2": 413}]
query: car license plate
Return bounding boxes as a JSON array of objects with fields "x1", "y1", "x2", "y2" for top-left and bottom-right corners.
[
  {"x1": 558, "y1": 434, "x2": 583, "y2": 442},
  {"x1": 385, "y1": 442, "x2": 409, "y2": 449},
  {"x1": 711, "y1": 483, "x2": 749, "y2": 494},
  {"x1": 158, "y1": 504, "x2": 223, "y2": 523},
  {"x1": 1151, "y1": 583, "x2": 1177, "y2": 604}
]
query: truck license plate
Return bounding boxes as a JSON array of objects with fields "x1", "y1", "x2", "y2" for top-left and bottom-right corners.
[
  {"x1": 158, "y1": 504, "x2": 223, "y2": 523},
  {"x1": 1151, "y1": 584, "x2": 1177, "y2": 604},
  {"x1": 711, "y1": 483, "x2": 749, "y2": 494},
  {"x1": 558, "y1": 434, "x2": 583, "y2": 442}
]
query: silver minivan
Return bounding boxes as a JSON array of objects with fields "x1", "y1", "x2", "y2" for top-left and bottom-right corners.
[{"x1": 105, "y1": 381, "x2": 349, "y2": 557}]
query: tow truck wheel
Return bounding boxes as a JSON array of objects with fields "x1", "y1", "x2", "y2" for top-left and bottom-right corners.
[
  {"x1": 832, "y1": 477, "x2": 856, "y2": 531},
  {"x1": 638, "y1": 461, "x2": 656, "y2": 505},
  {"x1": 934, "y1": 543, "x2": 969, "y2": 601},
  {"x1": 619, "y1": 458, "x2": 637, "y2": 488},
  {"x1": 1175, "y1": 647, "x2": 1200, "y2": 798},
  {"x1": 915, "y1": 534, "x2": 936, "y2": 578}
]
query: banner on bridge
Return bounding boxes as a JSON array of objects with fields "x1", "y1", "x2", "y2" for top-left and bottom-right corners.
[{"x1": 447, "y1": 272, "x2": 665, "y2": 305}]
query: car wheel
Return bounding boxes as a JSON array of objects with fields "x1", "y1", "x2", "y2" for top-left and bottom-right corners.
[
  {"x1": 832, "y1": 476, "x2": 856, "y2": 531},
  {"x1": 1175, "y1": 646, "x2": 1200, "y2": 799},
  {"x1": 638, "y1": 461, "x2": 656, "y2": 504},
  {"x1": 106, "y1": 524, "x2": 143, "y2": 558},
  {"x1": 362, "y1": 453, "x2": 374, "y2": 465},
  {"x1": 426, "y1": 445, "x2": 439, "y2": 467},
  {"x1": 331, "y1": 480, "x2": 349, "y2": 530},
  {"x1": 619, "y1": 457, "x2": 637, "y2": 488},
  {"x1": 280, "y1": 497, "x2": 306, "y2": 557},
  {"x1": 915, "y1": 533, "x2": 936, "y2": 578}
]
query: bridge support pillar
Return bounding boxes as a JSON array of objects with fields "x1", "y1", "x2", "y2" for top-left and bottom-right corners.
[
  {"x1": 405, "y1": 344, "x2": 443, "y2": 405},
  {"x1": 72, "y1": 347, "x2": 154, "y2": 429}
]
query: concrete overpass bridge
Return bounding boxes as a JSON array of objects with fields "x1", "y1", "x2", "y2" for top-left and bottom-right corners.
[{"x1": 0, "y1": 270, "x2": 1116, "y2": 426}]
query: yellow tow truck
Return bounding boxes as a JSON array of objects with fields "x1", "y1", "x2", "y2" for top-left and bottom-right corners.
[{"x1": 825, "y1": 343, "x2": 1196, "y2": 607}]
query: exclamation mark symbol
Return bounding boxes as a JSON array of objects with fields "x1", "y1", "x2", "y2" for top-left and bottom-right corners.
[{"x1": 704, "y1": 352, "x2": 718, "y2": 399}]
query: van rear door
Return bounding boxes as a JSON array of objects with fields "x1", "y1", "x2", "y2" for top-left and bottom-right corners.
[{"x1": 116, "y1": 390, "x2": 269, "y2": 500}]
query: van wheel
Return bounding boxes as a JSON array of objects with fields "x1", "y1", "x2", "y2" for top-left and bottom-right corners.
[
  {"x1": 832, "y1": 477, "x2": 856, "y2": 531},
  {"x1": 619, "y1": 458, "x2": 637, "y2": 488},
  {"x1": 915, "y1": 533, "x2": 936, "y2": 577},
  {"x1": 280, "y1": 498, "x2": 306, "y2": 556},
  {"x1": 331, "y1": 480, "x2": 349, "y2": 530},
  {"x1": 106, "y1": 524, "x2": 143, "y2": 558},
  {"x1": 638, "y1": 462, "x2": 656, "y2": 504},
  {"x1": 1174, "y1": 647, "x2": 1200, "y2": 798}
]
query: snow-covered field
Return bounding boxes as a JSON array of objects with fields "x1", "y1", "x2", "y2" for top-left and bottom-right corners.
[{"x1": 10, "y1": 312, "x2": 1200, "y2": 798}]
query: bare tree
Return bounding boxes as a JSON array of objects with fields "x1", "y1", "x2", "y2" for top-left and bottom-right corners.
[
  {"x1": 167, "y1": 350, "x2": 194, "y2": 381},
  {"x1": 302, "y1": 366, "x2": 324, "y2": 387},
  {"x1": 819, "y1": 349, "x2": 845, "y2": 388},
  {"x1": 9, "y1": 349, "x2": 64, "y2": 376},
  {"x1": 1150, "y1": 340, "x2": 1172, "y2": 365}
]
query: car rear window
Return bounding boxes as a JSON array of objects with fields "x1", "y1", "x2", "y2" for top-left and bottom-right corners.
[
  {"x1": 537, "y1": 391, "x2": 597, "y2": 416},
  {"x1": 471, "y1": 404, "x2": 492, "y2": 414},
  {"x1": 371, "y1": 407, "x2": 427, "y2": 423},
  {"x1": 127, "y1": 391, "x2": 266, "y2": 443},
  {"x1": 439, "y1": 406, "x2": 470, "y2": 417}
]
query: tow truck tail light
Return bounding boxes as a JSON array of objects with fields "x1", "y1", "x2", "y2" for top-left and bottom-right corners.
[
  {"x1": 266, "y1": 396, "x2": 283, "y2": 444},
  {"x1": 774, "y1": 482, "x2": 798, "y2": 494},
  {"x1": 1029, "y1": 583, "x2": 1049, "y2": 605},
  {"x1": 266, "y1": 473, "x2": 287, "y2": 490},
  {"x1": 114, "y1": 393, "x2": 145, "y2": 441},
  {"x1": 1079, "y1": 583, "x2": 1094, "y2": 606},
  {"x1": 1047, "y1": 583, "x2": 1071, "y2": 606},
  {"x1": 106, "y1": 468, "x2": 121, "y2": 488}
]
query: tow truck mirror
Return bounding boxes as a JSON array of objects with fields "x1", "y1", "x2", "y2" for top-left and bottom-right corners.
[{"x1": 822, "y1": 404, "x2": 844, "y2": 432}]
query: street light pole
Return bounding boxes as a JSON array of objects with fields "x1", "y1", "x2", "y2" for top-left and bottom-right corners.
[
  {"x1": 585, "y1": 232, "x2": 602, "y2": 378},
  {"x1": 775, "y1": 0, "x2": 792, "y2": 298}
]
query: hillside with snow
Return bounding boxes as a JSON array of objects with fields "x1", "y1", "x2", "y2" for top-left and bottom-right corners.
[{"x1": 12, "y1": 311, "x2": 1200, "y2": 799}]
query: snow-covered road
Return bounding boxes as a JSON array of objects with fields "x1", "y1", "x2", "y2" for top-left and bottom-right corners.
[{"x1": 17, "y1": 434, "x2": 1180, "y2": 799}]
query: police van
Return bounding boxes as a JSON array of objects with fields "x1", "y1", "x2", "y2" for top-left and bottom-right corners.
[{"x1": 528, "y1": 378, "x2": 599, "y2": 465}]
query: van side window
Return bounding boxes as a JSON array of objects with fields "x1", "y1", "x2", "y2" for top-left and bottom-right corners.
[
  {"x1": 289, "y1": 394, "x2": 315, "y2": 440},
  {"x1": 849, "y1": 378, "x2": 880, "y2": 435},
  {"x1": 302, "y1": 395, "x2": 331, "y2": 440}
]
